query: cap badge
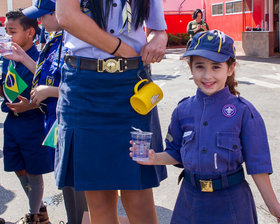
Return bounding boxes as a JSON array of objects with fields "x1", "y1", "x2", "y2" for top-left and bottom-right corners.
[
  {"x1": 222, "y1": 104, "x2": 236, "y2": 118},
  {"x1": 207, "y1": 35, "x2": 214, "y2": 41}
]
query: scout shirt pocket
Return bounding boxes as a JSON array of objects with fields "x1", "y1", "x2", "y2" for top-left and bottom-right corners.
[
  {"x1": 181, "y1": 130, "x2": 195, "y2": 169},
  {"x1": 216, "y1": 132, "x2": 243, "y2": 171}
]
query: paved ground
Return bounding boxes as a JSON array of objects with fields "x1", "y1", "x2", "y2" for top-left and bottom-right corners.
[{"x1": 0, "y1": 48, "x2": 280, "y2": 223}]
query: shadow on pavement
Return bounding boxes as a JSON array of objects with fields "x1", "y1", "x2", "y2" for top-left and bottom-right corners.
[
  {"x1": 0, "y1": 185, "x2": 15, "y2": 215},
  {"x1": 237, "y1": 55, "x2": 280, "y2": 64},
  {"x1": 152, "y1": 74, "x2": 180, "y2": 81}
]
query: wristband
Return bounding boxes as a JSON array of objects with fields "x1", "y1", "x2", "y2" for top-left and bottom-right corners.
[{"x1": 111, "y1": 37, "x2": 122, "y2": 55}]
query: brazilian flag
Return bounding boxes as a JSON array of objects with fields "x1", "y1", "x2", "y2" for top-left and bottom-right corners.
[
  {"x1": 42, "y1": 120, "x2": 58, "y2": 148},
  {"x1": 3, "y1": 61, "x2": 28, "y2": 102}
]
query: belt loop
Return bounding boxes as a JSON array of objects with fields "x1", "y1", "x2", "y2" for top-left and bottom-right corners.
[
  {"x1": 138, "y1": 57, "x2": 144, "y2": 71},
  {"x1": 221, "y1": 174, "x2": 229, "y2": 189},
  {"x1": 76, "y1": 56, "x2": 81, "y2": 72},
  {"x1": 190, "y1": 172, "x2": 197, "y2": 188}
]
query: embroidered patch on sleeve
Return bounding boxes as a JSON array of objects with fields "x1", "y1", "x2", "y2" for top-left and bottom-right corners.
[{"x1": 166, "y1": 133, "x2": 173, "y2": 143}]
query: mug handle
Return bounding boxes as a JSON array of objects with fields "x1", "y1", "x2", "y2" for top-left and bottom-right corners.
[{"x1": 134, "y1": 79, "x2": 149, "y2": 94}]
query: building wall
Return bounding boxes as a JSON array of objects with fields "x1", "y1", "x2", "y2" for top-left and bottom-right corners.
[
  {"x1": 0, "y1": 0, "x2": 8, "y2": 18},
  {"x1": 205, "y1": 0, "x2": 264, "y2": 41},
  {"x1": 0, "y1": 0, "x2": 32, "y2": 25},
  {"x1": 13, "y1": 0, "x2": 32, "y2": 10},
  {"x1": 163, "y1": 0, "x2": 202, "y2": 12}
]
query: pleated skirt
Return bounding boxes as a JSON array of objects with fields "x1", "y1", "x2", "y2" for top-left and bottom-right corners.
[{"x1": 55, "y1": 57, "x2": 167, "y2": 191}]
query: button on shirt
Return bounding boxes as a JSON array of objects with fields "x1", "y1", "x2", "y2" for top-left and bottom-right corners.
[
  {"x1": 64, "y1": 0, "x2": 167, "y2": 58},
  {"x1": 165, "y1": 87, "x2": 272, "y2": 176}
]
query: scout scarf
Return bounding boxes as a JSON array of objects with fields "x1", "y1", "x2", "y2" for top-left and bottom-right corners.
[{"x1": 32, "y1": 31, "x2": 63, "y2": 88}]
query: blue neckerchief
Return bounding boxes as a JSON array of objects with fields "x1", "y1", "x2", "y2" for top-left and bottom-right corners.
[{"x1": 32, "y1": 32, "x2": 63, "y2": 88}]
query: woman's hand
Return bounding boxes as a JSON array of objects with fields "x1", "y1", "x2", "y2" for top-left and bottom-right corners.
[
  {"x1": 6, "y1": 95, "x2": 38, "y2": 113},
  {"x1": 140, "y1": 30, "x2": 167, "y2": 64}
]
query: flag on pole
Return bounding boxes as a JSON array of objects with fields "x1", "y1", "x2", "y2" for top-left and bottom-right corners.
[
  {"x1": 3, "y1": 61, "x2": 28, "y2": 102},
  {"x1": 42, "y1": 120, "x2": 58, "y2": 148}
]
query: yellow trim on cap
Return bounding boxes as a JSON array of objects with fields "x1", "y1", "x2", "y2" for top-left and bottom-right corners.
[
  {"x1": 38, "y1": 0, "x2": 42, "y2": 8},
  {"x1": 218, "y1": 31, "x2": 222, "y2": 53},
  {"x1": 232, "y1": 44, "x2": 236, "y2": 57},
  {"x1": 194, "y1": 33, "x2": 207, "y2": 50}
]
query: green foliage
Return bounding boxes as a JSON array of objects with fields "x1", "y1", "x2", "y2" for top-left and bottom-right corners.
[{"x1": 167, "y1": 33, "x2": 190, "y2": 46}]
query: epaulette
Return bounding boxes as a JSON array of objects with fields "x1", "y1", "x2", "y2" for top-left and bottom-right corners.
[
  {"x1": 238, "y1": 95, "x2": 255, "y2": 118},
  {"x1": 178, "y1": 96, "x2": 190, "y2": 105}
]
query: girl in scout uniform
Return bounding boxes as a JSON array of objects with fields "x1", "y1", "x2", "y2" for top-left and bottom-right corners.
[
  {"x1": 132, "y1": 30, "x2": 280, "y2": 223},
  {"x1": 55, "y1": 0, "x2": 168, "y2": 223}
]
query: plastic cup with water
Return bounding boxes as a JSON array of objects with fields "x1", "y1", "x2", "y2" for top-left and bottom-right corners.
[
  {"x1": 131, "y1": 131, "x2": 153, "y2": 161},
  {"x1": 0, "y1": 35, "x2": 13, "y2": 57}
]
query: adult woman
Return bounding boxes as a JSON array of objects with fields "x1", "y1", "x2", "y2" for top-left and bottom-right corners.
[
  {"x1": 186, "y1": 9, "x2": 209, "y2": 49},
  {"x1": 55, "y1": 0, "x2": 167, "y2": 223}
]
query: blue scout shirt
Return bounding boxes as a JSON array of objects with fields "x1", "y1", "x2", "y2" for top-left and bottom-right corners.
[
  {"x1": 1, "y1": 45, "x2": 39, "y2": 114},
  {"x1": 64, "y1": 0, "x2": 167, "y2": 58},
  {"x1": 165, "y1": 87, "x2": 272, "y2": 176},
  {"x1": 34, "y1": 31, "x2": 66, "y2": 133}
]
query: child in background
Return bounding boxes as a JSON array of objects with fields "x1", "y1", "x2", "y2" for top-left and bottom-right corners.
[
  {"x1": 0, "y1": 9, "x2": 53, "y2": 224},
  {"x1": 131, "y1": 30, "x2": 280, "y2": 223}
]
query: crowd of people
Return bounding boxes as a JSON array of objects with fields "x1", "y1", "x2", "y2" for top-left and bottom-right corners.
[{"x1": 0, "y1": 1, "x2": 280, "y2": 224}]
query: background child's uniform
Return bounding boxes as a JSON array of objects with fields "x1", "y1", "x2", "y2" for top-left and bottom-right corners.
[
  {"x1": 1, "y1": 44, "x2": 53, "y2": 175},
  {"x1": 165, "y1": 86, "x2": 272, "y2": 224},
  {"x1": 33, "y1": 31, "x2": 66, "y2": 169}
]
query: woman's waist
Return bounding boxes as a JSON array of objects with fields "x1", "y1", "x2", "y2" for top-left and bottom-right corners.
[{"x1": 64, "y1": 55, "x2": 143, "y2": 73}]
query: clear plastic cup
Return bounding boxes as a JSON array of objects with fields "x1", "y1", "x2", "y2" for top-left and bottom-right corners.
[
  {"x1": 131, "y1": 131, "x2": 153, "y2": 161},
  {"x1": 0, "y1": 35, "x2": 13, "y2": 56}
]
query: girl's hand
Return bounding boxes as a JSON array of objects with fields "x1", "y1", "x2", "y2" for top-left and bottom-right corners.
[
  {"x1": 6, "y1": 95, "x2": 38, "y2": 113},
  {"x1": 30, "y1": 85, "x2": 50, "y2": 106},
  {"x1": 129, "y1": 140, "x2": 157, "y2": 165},
  {"x1": 267, "y1": 202, "x2": 280, "y2": 223}
]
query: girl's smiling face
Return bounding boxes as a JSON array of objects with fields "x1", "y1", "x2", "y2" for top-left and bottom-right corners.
[{"x1": 189, "y1": 56, "x2": 235, "y2": 96}]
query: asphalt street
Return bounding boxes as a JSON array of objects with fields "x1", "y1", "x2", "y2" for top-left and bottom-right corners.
[{"x1": 0, "y1": 48, "x2": 280, "y2": 223}]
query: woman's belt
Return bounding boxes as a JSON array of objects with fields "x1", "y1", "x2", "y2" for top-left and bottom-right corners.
[
  {"x1": 178, "y1": 168, "x2": 245, "y2": 192},
  {"x1": 64, "y1": 55, "x2": 139, "y2": 73}
]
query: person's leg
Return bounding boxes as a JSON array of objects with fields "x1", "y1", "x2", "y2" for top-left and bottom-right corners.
[
  {"x1": 121, "y1": 189, "x2": 158, "y2": 224},
  {"x1": 62, "y1": 186, "x2": 88, "y2": 224},
  {"x1": 85, "y1": 190, "x2": 119, "y2": 224},
  {"x1": 26, "y1": 174, "x2": 44, "y2": 215},
  {"x1": 16, "y1": 170, "x2": 30, "y2": 196}
]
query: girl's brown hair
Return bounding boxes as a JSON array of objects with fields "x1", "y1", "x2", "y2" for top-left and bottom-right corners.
[
  {"x1": 225, "y1": 57, "x2": 239, "y2": 96},
  {"x1": 189, "y1": 56, "x2": 239, "y2": 96}
]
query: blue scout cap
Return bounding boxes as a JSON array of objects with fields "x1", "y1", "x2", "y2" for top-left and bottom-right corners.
[
  {"x1": 183, "y1": 30, "x2": 236, "y2": 63},
  {"x1": 22, "y1": 0, "x2": 56, "y2": 19}
]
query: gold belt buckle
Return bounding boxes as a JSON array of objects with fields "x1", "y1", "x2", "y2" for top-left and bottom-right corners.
[
  {"x1": 97, "y1": 58, "x2": 123, "y2": 73},
  {"x1": 200, "y1": 180, "x2": 213, "y2": 192}
]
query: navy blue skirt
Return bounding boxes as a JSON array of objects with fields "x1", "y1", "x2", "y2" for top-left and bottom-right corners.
[
  {"x1": 171, "y1": 179, "x2": 257, "y2": 224},
  {"x1": 55, "y1": 57, "x2": 167, "y2": 191}
]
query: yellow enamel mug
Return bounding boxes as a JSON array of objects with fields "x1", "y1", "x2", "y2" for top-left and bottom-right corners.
[{"x1": 130, "y1": 79, "x2": 163, "y2": 115}]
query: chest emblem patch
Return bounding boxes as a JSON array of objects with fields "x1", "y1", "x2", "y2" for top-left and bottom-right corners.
[{"x1": 222, "y1": 104, "x2": 236, "y2": 118}]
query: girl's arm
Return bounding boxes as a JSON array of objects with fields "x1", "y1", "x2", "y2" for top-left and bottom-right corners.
[
  {"x1": 252, "y1": 173, "x2": 280, "y2": 222},
  {"x1": 129, "y1": 146, "x2": 179, "y2": 166},
  {"x1": 56, "y1": 0, "x2": 138, "y2": 58}
]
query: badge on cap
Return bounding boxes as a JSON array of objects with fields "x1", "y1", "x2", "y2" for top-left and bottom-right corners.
[
  {"x1": 222, "y1": 104, "x2": 236, "y2": 118},
  {"x1": 208, "y1": 35, "x2": 214, "y2": 41}
]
